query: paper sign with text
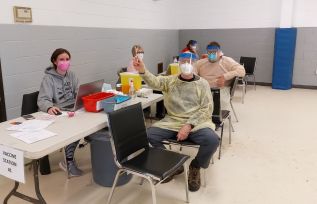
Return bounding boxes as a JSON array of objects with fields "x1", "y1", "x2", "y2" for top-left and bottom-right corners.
[{"x1": 0, "y1": 145, "x2": 25, "y2": 183}]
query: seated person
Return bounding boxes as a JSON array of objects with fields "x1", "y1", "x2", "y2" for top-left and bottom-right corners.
[
  {"x1": 127, "y1": 45, "x2": 144, "y2": 73},
  {"x1": 37, "y1": 48, "x2": 83, "y2": 177},
  {"x1": 132, "y1": 52, "x2": 219, "y2": 192},
  {"x1": 194, "y1": 41, "x2": 245, "y2": 110}
]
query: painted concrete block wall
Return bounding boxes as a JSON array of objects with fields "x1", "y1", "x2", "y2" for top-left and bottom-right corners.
[
  {"x1": 293, "y1": 0, "x2": 317, "y2": 27},
  {"x1": 0, "y1": 25, "x2": 179, "y2": 119},
  {"x1": 293, "y1": 28, "x2": 317, "y2": 86},
  {"x1": 172, "y1": 0, "x2": 282, "y2": 29},
  {"x1": 179, "y1": 28, "x2": 276, "y2": 83},
  {"x1": 0, "y1": 0, "x2": 177, "y2": 29}
]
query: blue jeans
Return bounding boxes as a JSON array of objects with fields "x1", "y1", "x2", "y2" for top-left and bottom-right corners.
[{"x1": 147, "y1": 127, "x2": 219, "y2": 168}]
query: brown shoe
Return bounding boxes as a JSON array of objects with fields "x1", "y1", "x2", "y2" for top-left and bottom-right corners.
[
  {"x1": 188, "y1": 165, "x2": 201, "y2": 192},
  {"x1": 162, "y1": 166, "x2": 184, "y2": 184}
]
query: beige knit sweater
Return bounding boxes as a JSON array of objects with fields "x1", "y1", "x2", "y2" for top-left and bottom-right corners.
[{"x1": 194, "y1": 56, "x2": 246, "y2": 88}]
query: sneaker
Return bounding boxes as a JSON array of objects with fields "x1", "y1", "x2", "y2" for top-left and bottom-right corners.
[
  {"x1": 59, "y1": 161, "x2": 83, "y2": 177},
  {"x1": 188, "y1": 165, "x2": 201, "y2": 192},
  {"x1": 215, "y1": 124, "x2": 221, "y2": 131},
  {"x1": 162, "y1": 166, "x2": 184, "y2": 184}
]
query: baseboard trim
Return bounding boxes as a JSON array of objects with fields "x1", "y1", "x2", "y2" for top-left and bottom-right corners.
[
  {"x1": 292, "y1": 84, "x2": 317, "y2": 89},
  {"x1": 251, "y1": 82, "x2": 317, "y2": 89},
  {"x1": 255, "y1": 82, "x2": 271, "y2": 86}
]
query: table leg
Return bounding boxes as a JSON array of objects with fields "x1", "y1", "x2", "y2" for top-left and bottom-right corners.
[{"x1": 3, "y1": 160, "x2": 47, "y2": 204}]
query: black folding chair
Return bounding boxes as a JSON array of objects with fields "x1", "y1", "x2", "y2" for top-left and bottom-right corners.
[
  {"x1": 240, "y1": 56, "x2": 256, "y2": 91},
  {"x1": 21, "y1": 91, "x2": 51, "y2": 175},
  {"x1": 211, "y1": 88, "x2": 234, "y2": 159},
  {"x1": 107, "y1": 103, "x2": 190, "y2": 204},
  {"x1": 229, "y1": 77, "x2": 239, "y2": 122}
]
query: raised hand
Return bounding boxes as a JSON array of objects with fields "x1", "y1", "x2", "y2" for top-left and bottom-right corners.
[{"x1": 132, "y1": 56, "x2": 145, "y2": 73}]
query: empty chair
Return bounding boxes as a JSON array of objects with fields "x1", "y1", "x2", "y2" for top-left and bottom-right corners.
[
  {"x1": 240, "y1": 56, "x2": 256, "y2": 90},
  {"x1": 21, "y1": 91, "x2": 51, "y2": 175},
  {"x1": 106, "y1": 103, "x2": 190, "y2": 204},
  {"x1": 157, "y1": 62, "x2": 163, "y2": 74},
  {"x1": 21, "y1": 91, "x2": 39, "y2": 116}
]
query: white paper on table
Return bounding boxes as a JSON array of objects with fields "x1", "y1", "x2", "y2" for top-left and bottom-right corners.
[
  {"x1": 9, "y1": 129, "x2": 57, "y2": 144},
  {"x1": 7, "y1": 120, "x2": 54, "y2": 132}
]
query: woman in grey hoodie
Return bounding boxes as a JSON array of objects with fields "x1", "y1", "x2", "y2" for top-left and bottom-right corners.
[{"x1": 37, "y1": 48, "x2": 82, "y2": 177}]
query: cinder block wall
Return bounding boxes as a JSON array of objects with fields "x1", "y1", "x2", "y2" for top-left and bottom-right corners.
[{"x1": 0, "y1": 25, "x2": 179, "y2": 119}]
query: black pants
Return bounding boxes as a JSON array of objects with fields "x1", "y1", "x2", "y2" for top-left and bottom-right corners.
[{"x1": 153, "y1": 90, "x2": 165, "y2": 118}]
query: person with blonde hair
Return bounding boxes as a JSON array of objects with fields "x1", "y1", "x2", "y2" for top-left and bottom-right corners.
[{"x1": 127, "y1": 45, "x2": 144, "y2": 73}]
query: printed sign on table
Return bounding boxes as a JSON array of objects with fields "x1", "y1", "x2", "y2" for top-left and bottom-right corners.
[{"x1": 0, "y1": 145, "x2": 25, "y2": 183}]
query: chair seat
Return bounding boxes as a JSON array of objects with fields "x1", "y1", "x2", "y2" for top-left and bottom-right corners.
[
  {"x1": 221, "y1": 110, "x2": 230, "y2": 119},
  {"x1": 122, "y1": 147, "x2": 189, "y2": 180},
  {"x1": 165, "y1": 138, "x2": 198, "y2": 147}
]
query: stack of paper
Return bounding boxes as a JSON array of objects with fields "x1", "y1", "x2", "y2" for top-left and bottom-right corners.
[
  {"x1": 10, "y1": 130, "x2": 57, "y2": 144},
  {"x1": 7, "y1": 120, "x2": 54, "y2": 132},
  {"x1": 7, "y1": 120, "x2": 56, "y2": 144}
]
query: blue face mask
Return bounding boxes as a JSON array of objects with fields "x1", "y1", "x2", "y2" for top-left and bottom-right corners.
[{"x1": 208, "y1": 53, "x2": 218, "y2": 62}]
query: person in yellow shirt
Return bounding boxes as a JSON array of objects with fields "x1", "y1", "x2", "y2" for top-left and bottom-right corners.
[
  {"x1": 194, "y1": 41, "x2": 245, "y2": 110},
  {"x1": 132, "y1": 52, "x2": 219, "y2": 192}
]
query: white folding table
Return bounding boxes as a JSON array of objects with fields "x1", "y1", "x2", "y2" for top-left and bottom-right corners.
[{"x1": 0, "y1": 93, "x2": 163, "y2": 204}]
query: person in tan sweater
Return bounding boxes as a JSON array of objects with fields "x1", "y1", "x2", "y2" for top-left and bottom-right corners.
[{"x1": 194, "y1": 41, "x2": 245, "y2": 110}]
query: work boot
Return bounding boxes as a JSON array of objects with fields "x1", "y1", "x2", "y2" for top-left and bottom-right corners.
[
  {"x1": 162, "y1": 166, "x2": 184, "y2": 184},
  {"x1": 188, "y1": 165, "x2": 201, "y2": 192},
  {"x1": 59, "y1": 161, "x2": 83, "y2": 177}
]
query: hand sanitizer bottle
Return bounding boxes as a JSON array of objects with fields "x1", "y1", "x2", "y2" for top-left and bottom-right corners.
[{"x1": 128, "y1": 79, "x2": 136, "y2": 99}]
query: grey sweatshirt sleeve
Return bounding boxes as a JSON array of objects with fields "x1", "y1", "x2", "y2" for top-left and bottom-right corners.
[{"x1": 37, "y1": 75, "x2": 54, "y2": 112}]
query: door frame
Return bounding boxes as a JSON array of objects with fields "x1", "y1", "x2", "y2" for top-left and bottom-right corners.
[{"x1": 0, "y1": 58, "x2": 7, "y2": 122}]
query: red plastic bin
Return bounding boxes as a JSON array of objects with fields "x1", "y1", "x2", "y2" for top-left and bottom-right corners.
[{"x1": 82, "y1": 92, "x2": 115, "y2": 112}]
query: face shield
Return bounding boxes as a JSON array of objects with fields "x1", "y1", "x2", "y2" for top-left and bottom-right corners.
[
  {"x1": 206, "y1": 45, "x2": 221, "y2": 62},
  {"x1": 178, "y1": 52, "x2": 197, "y2": 75}
]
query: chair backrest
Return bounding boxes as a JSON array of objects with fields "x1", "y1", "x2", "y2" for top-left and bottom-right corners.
[
  {"x1": 211, "y1": 88, "x2": 222, "y2": 124},
  {"x1": 107, "y1": 103, "x2": 149, "y2": 163},
  {"x1": 229, "y1": 77, "x2": 239, "y2": 98},
  {"x1": 21, "y1": 91, "x2": 39, "y2": 116},
  {"x1": 116, "y1": 67, "x2": 127, "y2": 84},
  {"x1": 157, "y1": 62, "x2": 163, "y2": 74},
  {"x1": 240, "y1": 56, "x2": 256, "y2": 75}
]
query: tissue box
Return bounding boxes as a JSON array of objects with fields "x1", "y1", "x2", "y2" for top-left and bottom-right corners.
[{"x1": 101, "y1": 95, "x2": 131, "y2": 113}]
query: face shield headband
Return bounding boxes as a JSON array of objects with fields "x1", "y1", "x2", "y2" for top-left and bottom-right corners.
[
  {"x1": 178, "y1": 52, "x2": 197, "y2": 63},
  {"x1": 206, "y1": 45, "x2": 220, "y2": 52}
]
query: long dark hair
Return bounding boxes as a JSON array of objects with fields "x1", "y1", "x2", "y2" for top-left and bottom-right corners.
[{"x1": 50, "y1": 48, "x2": 71, "y2": 68}]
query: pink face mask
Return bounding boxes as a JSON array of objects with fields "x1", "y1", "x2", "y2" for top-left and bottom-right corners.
[{"x1": 57, "y1": 60, "x2": 70, "y2": 71}]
